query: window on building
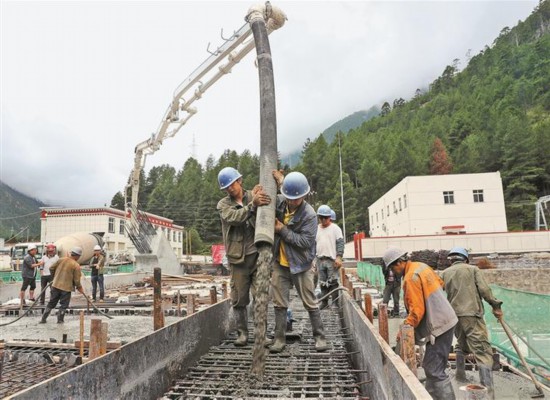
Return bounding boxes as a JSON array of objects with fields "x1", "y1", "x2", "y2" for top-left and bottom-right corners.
[
  {"x1": 387, "y1": 205, "x2": 389, "y2": 216},
  {"x1": 108, "y1": 217, "x2": 115, "y2": 233},
  {"x1": 371, "y1": 215, "x2": 374, "y2": 225},
  {"x1": 173, "y1": 231, "x2": 176, "y2": 242},
  {"x1": 178, "y1": 232, "x2": 182, "y2": 243},
  {"x1": 381, "y1": 209, "x2": 384, "y2": 220},
  {"x1": 376, "y1": 212, "x2": 379, "y2": 222},
  {"x1": 393, "y1": 201, "x2": 397, "y2": 213},
  {"x1": 398, "y1": 198, "x2": 402, "y2": 211},
  {"x1": 119, "y1": 219, "x2": 125, "y2": 235},
  {"x1": 473, "y1": 189, "x2": 484, "y2": 203},
  {"x1": 443, "y1": 191, "x2": 455, "y2": 204},
  {"x1": 403, "y1": 194, "x2": 407, "y2": 208}
]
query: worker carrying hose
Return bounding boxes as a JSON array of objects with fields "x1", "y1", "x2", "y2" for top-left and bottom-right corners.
[
  {"x1": 269, "y1": 171, "x2": 329, "y2": 353},
  {"x1": 441, "y1": 247, "x2": 503, "y2": 399},
  {"x1": 383, "y1": 247, "x2": 457, "y2": 400},
  {"x1": 40, "y1": 247, "x2": 86, "y2": 324},
  {"x1": 217, "y1": 167, "x2": 271, "y2": 347}
]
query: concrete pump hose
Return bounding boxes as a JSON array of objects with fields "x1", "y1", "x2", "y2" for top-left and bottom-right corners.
[{"x1": 246, "y1": 2, "x2": 287, "y2": 32}]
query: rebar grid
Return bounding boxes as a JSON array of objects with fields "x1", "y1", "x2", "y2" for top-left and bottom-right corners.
[{"x1": 161, "y1": 299, "x2": 363, "y2": 399}]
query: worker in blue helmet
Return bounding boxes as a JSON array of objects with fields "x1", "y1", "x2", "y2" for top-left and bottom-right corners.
[
  {"x1": 269, "y1": 171, "x2": 328, "y2": 353},
  {"x1": 441, "y1": 247, "x2": 503, "y2": 399},
  {"x1": 315, "y1": 205, "x2": 344, "y2": 309},
  {"x1": 216, "y1": 167, "x2": 271, "y2": 347}
]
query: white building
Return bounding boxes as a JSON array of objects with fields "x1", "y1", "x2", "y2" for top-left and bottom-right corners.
[
  {"x1": 40, "y1": 207, "x2": 184, "y2": 259},
  {"x1": 368, "y1": 172, "x2": 508, "y2": 237}
]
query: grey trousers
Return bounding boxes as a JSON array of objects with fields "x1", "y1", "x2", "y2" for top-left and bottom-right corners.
[
  {"x1": 423, "y1": 326, "x2": 455, "y2": 382},
  {"x1": 229, "y1": 253, "x2": 258, "y2": 308},
  {"x1": 271, "y1": 261, "x2": 318, "y2": 311}
]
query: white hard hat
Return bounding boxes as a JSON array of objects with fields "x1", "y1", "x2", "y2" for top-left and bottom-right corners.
[
  {"x1": 93, "y1": 245, "x2": 102, "y2": 251},
  {"x1": 382, "y1": 247, "x2": 407, "y2": 267},
  {"x1": 27, "y1": 244, "x2": 37, "y2": 251},
  {"x1": 71, "y1": 247, "x2": 83, "y2": 256}
]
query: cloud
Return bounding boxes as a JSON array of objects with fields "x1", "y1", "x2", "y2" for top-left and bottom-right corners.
[{"x1": 1, "y1": 1, "x2": 537, "y2": 207}]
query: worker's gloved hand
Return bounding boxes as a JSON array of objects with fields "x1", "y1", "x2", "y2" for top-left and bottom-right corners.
[
  {"x1": 252, "y1": 188, "x2": 271, "y2": 207},
  {"x1": 272, "y1": 170, "x2": 284, "y2": 189},
  {"x1": 492, "y1": 300, "x2": 503, "y2": 319},
  {"x1": 252, "y1": 184, "x2": 263, "y2": 196}
]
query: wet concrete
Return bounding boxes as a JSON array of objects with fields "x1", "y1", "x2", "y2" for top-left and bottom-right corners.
[{"x1": 0, "y1": 313, "x2": 182, "y2": 344}]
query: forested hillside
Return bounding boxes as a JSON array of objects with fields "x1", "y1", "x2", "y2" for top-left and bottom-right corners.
[
  {"x1": 112, "y1": 1, "x2": 550, "y2": 250},
  {"x1": 0, "y1": 181, "x2": 45, "y2": 241}
]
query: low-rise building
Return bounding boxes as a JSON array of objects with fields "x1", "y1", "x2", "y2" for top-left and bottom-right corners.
[
  {"x1": 40, "y1": 207, "x2": 183, "y2": 260},
  {"x1": 368, "y1": 172, "x2": 507, "y2": 237}
]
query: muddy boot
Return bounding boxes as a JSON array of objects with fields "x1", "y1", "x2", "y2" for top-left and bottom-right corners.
[
  {"x1": 233, "y1": 308, "x2": 248, "y2": 347},
  {"x1": 39, "y1": 307, "x2": 52, "y2": 324},
  {"x1": 57, "y1": 310, "x2": 66, "y2": 324},
  {"x1": 425, "y1": 377, "x2": 456, "y2": 400},
  {"x1": 455, "y1": 348, "x2": 467, "y2": 382},
  {"x1": 269, "y1": 308, "x2": 287, "y2": 353},
  {"x1": 309, "y1": 310, "x2": 328, "y2": 352},
  {"x1": 319, "y1": 285, "x2": 329, "y2": 309},
  {"x1": 329, "y1": 283, "x2": 339, "y2": 308},
  {"x1": 479, "y1": 365, "x2": 495, "y2": 400}
]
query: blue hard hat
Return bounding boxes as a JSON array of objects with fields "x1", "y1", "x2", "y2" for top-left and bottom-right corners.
[
  {"x1": 281, "y1": 172, "x2": 310, "y2": 200},
  {"x1": 317, "y1": 205, "x2": 332, "y2": 217},
  {"x1": 218, "y1": 167, "x2": 242, "y2": 190},
  {"x1": 448, "y1": 247, "x2": 469, "y2": 260},
  {"x1": 330, "y1": 209, "x2": 336, "y2": 221}
]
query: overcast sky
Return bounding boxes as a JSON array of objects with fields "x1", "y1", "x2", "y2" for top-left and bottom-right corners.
[{"x1": 1, "y1": 0, "x2": 537, "y2": 208}]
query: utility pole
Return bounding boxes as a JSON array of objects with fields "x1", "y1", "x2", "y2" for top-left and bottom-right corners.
[{"x1": 338, "y1": 133, "x2": 347, "y2": 240}]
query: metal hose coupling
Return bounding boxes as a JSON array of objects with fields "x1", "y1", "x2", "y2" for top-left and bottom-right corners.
[{"x1": 246, "y1": 2, "x2": 287, "y2": 32}]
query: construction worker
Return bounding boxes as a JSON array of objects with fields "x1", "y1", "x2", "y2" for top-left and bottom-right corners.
[
  {"x1": 383, "y1": 247, "x2": 457, "y2": 400},
  {"x1": 441, "y1": 247, "x2": 503, "y2": 399},
  {"x1": 90, "y1": 244, "x2": 105, "y2": 302},
  {"x1": 382, "y1": 261, "x2": 402, "y2": 317},
  {"x1": 20, "y1": 244, "x2": 42, "y2": 305},
  {"x1": 315, "y1": 205, "x2": 344, "y2": 309},
  {"x1": 40, "y1": 247, "x2": 86, "y2": 324},
  {"x1": 39, "y1": 244, "x2": 59, "y2": 305},
  {"x1": 269, "y1": 171, "x2": 328, "y2": 353},
  {"x1": 216, "y1": 167, "x2": 271, "y2": 346}
]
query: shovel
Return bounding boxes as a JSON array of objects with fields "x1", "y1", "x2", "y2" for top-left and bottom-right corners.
[{"x1": 496, "y1": 306, "x2": 545, "y2": 398}]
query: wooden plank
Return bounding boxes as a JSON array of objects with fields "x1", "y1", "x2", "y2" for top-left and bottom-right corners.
[{"x1": 74, "y1": 340, "x2": 122, "y2": 350}]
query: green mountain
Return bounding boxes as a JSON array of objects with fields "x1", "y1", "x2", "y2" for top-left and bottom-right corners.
[
  {"x1": 0, "y1": 181, "x2": 45, "y2": 241},
  {"x1": 298, "y1": 1, "x2": 550, "y2": 233},
  {"x1": 113, "y1": 1, "x2": 549, "y2": 244},
  {"x1": 281, "y1": 107, "x2": 380, "y2": 167}
]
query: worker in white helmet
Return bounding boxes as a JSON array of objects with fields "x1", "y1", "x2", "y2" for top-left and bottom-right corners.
[{"x1": 90, "y1": 244, "x2": 106, "y2": 302}]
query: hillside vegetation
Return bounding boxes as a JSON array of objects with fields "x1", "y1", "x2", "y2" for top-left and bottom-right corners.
[
  {"x1": 111, "y1": 1, "x2": 550, "y2": 248},
  {"x1": 0, "y1": 181, "x2": 45, "y2": 241}
]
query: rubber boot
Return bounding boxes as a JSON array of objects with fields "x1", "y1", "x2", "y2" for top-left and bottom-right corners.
[
  {"x1": 39, "y1": 307, "x2": 52, "y2": 323},
  {"x1": 425, "y1": 377, "x2": 456, "y2": 400},
  {"x1": 455, "y1": 348, "x2": 467, "y2": 381},
  {"x1": 57, "y1": 310, "x2": 66, "y2": 324},
  {"x1": 233, "y1": 308, "x2": 248, "y2": 347},
  {"x1": 479, "y1": 365, "x2": 495, "y2": 400},
  {"x1": 319, "y1": 285, "x2": 329, "y2": 309},
  {"x1": 269, "y1": 308, "x2": 287, "y2": 353},
  {"x1": 309, "y1": 310, "x2": 329, "y2": 352},
  {"x1": 329, "y1": 283, "x2": 339, "y2": 308}
]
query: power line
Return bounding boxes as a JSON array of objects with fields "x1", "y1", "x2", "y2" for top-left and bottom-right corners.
[{"x1": 0, "y1": 211, "x2": 41, "y2": 220}]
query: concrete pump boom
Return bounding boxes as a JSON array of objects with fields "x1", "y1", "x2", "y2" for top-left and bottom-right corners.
[{"x1": 125, "y1": 3, "x2": 286, "y2": 213}]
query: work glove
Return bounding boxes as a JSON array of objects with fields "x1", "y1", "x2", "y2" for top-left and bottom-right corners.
[{"x1": 272, "y1": 169, "x2": 284, "y2": 189}]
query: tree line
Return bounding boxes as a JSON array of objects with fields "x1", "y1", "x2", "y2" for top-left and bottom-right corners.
[{"x1": 111, "y1": 1, "x2": 550, "y2": 252}]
